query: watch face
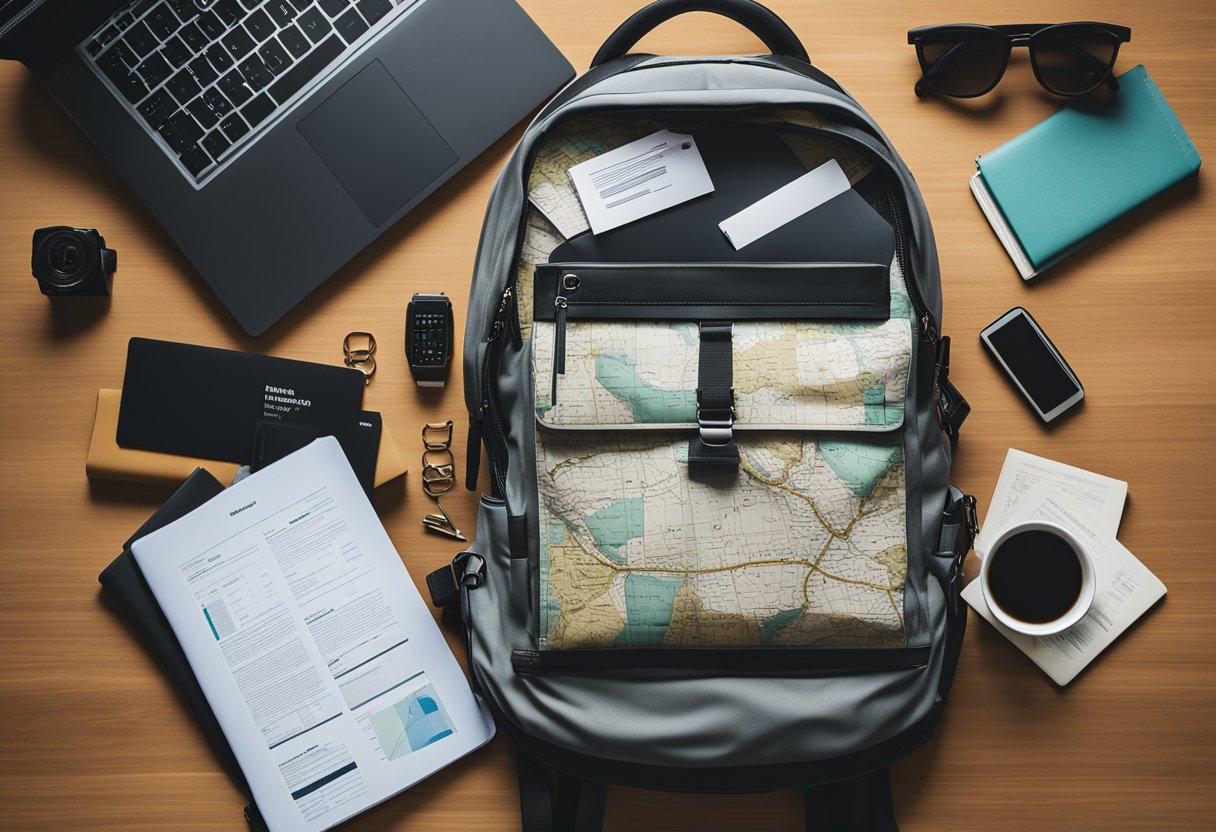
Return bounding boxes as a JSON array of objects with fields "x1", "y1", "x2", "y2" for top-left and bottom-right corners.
[{"x1": 409, "y1": 299, "x2": 450, "y2": 367}]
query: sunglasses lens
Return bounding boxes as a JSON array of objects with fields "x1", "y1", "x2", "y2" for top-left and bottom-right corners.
[
  {"x1": 920, "y1": 35, "x2": 1009, "y2": 97},
  {"x1": 1033, "y1": 28, "x2": 1118, "y2": 94}
]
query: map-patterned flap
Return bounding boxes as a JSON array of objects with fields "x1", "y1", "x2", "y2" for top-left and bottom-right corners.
[{"x1": 532, "y1": 262, "x2": 914, "y2": 432}]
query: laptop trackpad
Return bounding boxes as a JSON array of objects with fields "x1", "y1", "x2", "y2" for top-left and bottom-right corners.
[{"x1": 299, "y1": 61, "x2": 458, "y2": 227}]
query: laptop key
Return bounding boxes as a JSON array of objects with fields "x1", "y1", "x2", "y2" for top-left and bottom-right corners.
[
  {"x1": 99, "y1": 52, "x2": 151, "y2": 103},
  {"x1": 87, "y1": 40, "x2": 104, "y2": 57},
  {"x1": 198, "y1": 11, "x2": 226, "y2": 40},
  {"x1": 239, "y1": 0, "x2": 261, "y2": 9},
  {"x1": 117, "y1": 12, "x2": 136, "y2": 29},
  {"x1": 288, "y1": 0, "x2": 311, "y2": 10},
  {"x1": 219, "y1": 69, "x2": 254, "y2": 105},
  {"x1": 167, "y1": 68, "x2": 202, "y2": 104},
  {"x1": 97, "y1": 49, "x2": 133, "y2": 86},
  {"x1": 356, "y1": 0, "x2": 390, "y2": 26},
  {"x1": 187, "y1": 95, "x2": 220, "y2": 129},
  {"x1": 189, "y1": 54, "x2": 219, "y2": 86},
  {"x1": 220, "y1": 112, "x2": 250, "y2": 141},
  {"x1": 268, "y1": 32, "x2": 342, "y2": 103},
  {"x1": 202, "y1": 129, "x2": 232, "y2": 160},
  {"x1": 180, "y1": 21, "x2": 207, "y2": 52},
  {"x1": 221, "y1": 26, "x2": 256, "y2": 59},
  {"x1": 206, "y1": 43, "x2": 234, "y2": 72},
  {"x1": 112, "y1": 40, "x2": 140, "y2": 69},
  {"x1": 179, "y1": 143, "x2": 213, "y2": 176},
  {"x1": 161, "y1": 36, "x2": 192, "y2": 68},
  {"x1": 137, "y1": 51, "x2": 173, "y2": 86},
  {"x1": 241, "y1": 93, "x2": 275, "y2": 128},
  {"x1": 334, "y1": 8, "x2": 367, "y2": 44},
  {"x1": 245, "y1": 10, "x2": 275, "y2": 43},
  {"x1": 213, "y1": 0, "x2": 242, "y2": 26},
  {"x1": 267, "y1": 1, "x2": 297, "y2": 27},
  {"x1": 279, "y1": 24, "x2": 310, "y2": 58},
  {"x1": 296, "y1": 8, "x2": 331, "y2": 42},
  {"x1": 99, "y1": 25, "x2": 122, "y2": 46},
  {"x1": 124, "y1": 22, "x2": 158, "y2": 57},
  {"x1": 145, "y1": 4, "x2": 180, "y2": 40},
  {"x1": 258, "y1": 39, "x2": 293, "y2": 74},
  {"x1": 204, "y1": 87, "x2": 234, "y2": 117},
  {"x1": 138, "y1": 89, "x2": 178, "y2": 128},
  {"x1": 319, "y1": 0, "x2": 349, "y2": 17},
  {"x1": 238, "y1": 54, "x2": 275, "y2": 90},
  {"x1": 166, "y1": 0, "x2": 200, "y2": 22},
  {"x1": 158, "y1": 111, "x2": 203, "y2": 152}
]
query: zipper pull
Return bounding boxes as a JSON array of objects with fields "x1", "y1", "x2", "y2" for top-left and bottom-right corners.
[
  {"x1": 551, "y1": 295, "x2": 567, "y2": 405},
  {"x1": 488, "y1": 285, "x2": 513, "y2": 341},
  {"x1": 550, "y1": 273, "x2": 579, "y2": 405},
  {"x1": 920, "y1": 312, "x2": 939, "y2": 343}
]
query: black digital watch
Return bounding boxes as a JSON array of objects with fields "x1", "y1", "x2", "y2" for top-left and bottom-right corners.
[{"x1": 405, "y1": 292, "x2": 454, "y2": 387}]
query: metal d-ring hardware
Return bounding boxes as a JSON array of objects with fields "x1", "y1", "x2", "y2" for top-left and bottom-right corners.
[
  {"x1": 343, "y1": 331, "x2": 378, "y2": 385},
  {"x1": 420, "y1": 420, "x2": 465, "y2": 541}
]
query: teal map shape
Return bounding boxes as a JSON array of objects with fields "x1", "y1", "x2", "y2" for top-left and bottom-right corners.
[
  {"x1": 595, "y1": 352, "x2": 696, "y2": 423},
  {"x1": 585, "y1": 498, "x2": 644, "y2": 564},
  {"x1": 818, "y1": 440, "x2": 902, "y2": 497},
  {"x1": 614, "y1": 574, "x2": 682, "y2": 647}
]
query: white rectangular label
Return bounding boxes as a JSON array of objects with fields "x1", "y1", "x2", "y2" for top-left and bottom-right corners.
[
  {"x1": 718, "y1": 159, "x2": 851, "y2": 250},
  {"x1": 568, "y1": 129, "x2": 715, "y2": 235}
]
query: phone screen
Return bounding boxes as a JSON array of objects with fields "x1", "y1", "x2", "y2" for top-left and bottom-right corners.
[{"x1": 986, "y1": 313, "x2": 1079, "y2": 413}]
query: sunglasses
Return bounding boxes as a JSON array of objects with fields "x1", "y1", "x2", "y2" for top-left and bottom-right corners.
[{"x1": 908, "y1": 22, "x2": 1131, "y2": 98}]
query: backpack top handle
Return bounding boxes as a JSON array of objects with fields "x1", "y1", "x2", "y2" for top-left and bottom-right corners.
[{"x1": 590, "y1": 0, "x2": 811, "y2": 68}]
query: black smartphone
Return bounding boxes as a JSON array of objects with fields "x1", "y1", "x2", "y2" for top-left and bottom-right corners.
[{"x1": 979, "y1": 307, "x2": 1084, "y2": 422}]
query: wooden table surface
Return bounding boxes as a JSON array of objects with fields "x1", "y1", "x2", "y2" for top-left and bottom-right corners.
[{"x1": 1, "y1": 1, "x2": 1213, "y2": 829}]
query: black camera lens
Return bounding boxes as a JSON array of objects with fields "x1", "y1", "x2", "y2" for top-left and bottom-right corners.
[
  {"x1": 31, "y1": 226, "x2": 115, "y2": 297},
  {"x1": 47, "y1": 235, "x2": 84, "y2": 281},
  {"x1": 36, "y1": 229, "x2": 95, "y2": 290}
]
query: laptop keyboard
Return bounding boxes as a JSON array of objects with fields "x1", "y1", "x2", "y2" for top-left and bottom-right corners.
[{"x1": 81, "y1": 0, "x2": 413, "y2": 186}]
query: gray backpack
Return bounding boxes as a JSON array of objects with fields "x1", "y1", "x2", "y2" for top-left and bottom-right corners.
[{"x1": 427, "y1": 1, "x2": 976, "y2": 828}]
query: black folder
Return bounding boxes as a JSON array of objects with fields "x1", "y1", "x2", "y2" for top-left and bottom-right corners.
[{"x1": 98, "y1": 470, "x2": 269, "y2": 832}]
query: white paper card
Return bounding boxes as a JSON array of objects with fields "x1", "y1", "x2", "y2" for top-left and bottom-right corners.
[
  {"x1": 963, "y1": 483, "x2": 1165, "y2": 686},
  {"x1": 975, "y1": 448, "x2": 1128, "y2": 558},
  {"x1": 718, "y1": 158, "x2": 851, "y2": 250},
  {"x1": 567, "y1": 129, "x2": 714, "y2": 235}
]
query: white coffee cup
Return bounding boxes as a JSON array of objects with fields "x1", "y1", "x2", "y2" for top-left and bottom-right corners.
[{"x1": 980, "y1": 519, "x2": 1096, "y2": 637}]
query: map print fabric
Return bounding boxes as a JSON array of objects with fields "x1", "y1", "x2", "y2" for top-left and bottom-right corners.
[
  {"x1": 533, "y1": 261, "x2": 912, "y2": 432},
  {"x1": 537, "y1": 431, "x2": 908, "y2": 649}
]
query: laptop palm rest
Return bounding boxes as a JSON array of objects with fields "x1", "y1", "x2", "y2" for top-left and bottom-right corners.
[{"x1": 298, "y1": 60, "x2": 458, "y2": 227}]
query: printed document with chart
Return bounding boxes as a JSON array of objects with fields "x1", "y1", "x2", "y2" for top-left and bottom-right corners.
[{"x1": 132, "y1": 438, "x2": 493, "y2": 832}]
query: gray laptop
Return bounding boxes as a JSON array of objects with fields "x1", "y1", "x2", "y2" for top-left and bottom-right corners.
[{"x1": 0, "y1": 0, "x2": 572, "y2": 334}]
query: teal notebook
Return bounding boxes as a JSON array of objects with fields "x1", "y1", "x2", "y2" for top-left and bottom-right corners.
[{"x1": 971, "y1": 65, "x2": 1201, "y2": 279}]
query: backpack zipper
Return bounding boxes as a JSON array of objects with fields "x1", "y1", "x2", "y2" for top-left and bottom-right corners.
[{"x1": 477, "y1": 285, "x2": 517, "y2": 495}]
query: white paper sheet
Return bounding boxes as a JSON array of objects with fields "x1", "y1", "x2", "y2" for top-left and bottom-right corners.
[
  {"x1": 963, "y1": 484, "x2": 1165, "y2": 686},
  {"x1": 718, "y1": 159, "x2": 851, "y2": 250},
  {"x1": 132, "y1": 438, "x2": 493, "y2": 832},
  {"x1": 568, "y1": 129, "x2": 714, "y2": 234},
  {"x1": 975, "y1": 448, "x2": 1128, "y2": 557}
]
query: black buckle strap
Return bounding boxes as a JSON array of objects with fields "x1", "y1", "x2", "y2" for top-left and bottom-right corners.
[
  {"x1": 425, "y1": 551, "x2": 486, "y2": 608},
  {"x1": 689, "y1": 321, "x2": 739, "y2": 467},
  {"x1": 936, "y1": 487, "x2": 978, "y2": 618},
  {"x1": 934, "y1": 336, "x2": 970, "y2": 441}
]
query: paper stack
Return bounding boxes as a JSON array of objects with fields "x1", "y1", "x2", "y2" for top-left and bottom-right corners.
[{"x1": 963, "y1": 449, "x2": 1166, "y2": 685}]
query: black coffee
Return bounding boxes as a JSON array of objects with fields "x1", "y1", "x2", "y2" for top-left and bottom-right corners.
[{"x1": 987, "y1": 530, "x2": 1083, "y2": 623}]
